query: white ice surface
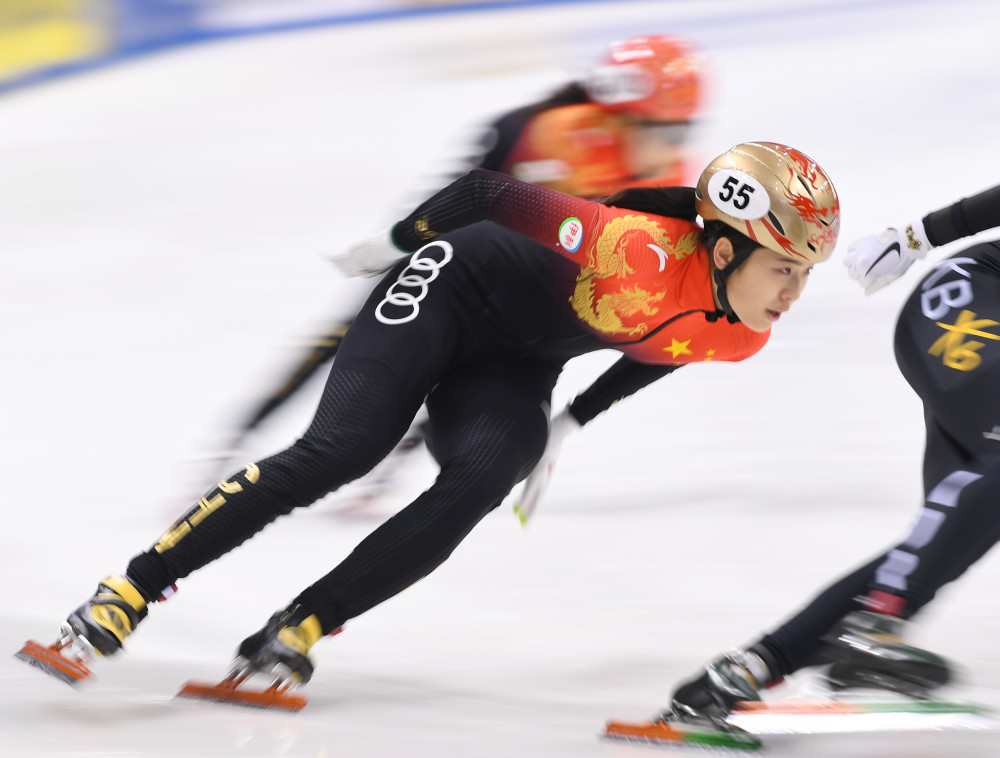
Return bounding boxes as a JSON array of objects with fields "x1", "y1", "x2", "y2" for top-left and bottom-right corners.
[{"x1": 3, "y1": 1, "x2": 1000, "y2": 755}]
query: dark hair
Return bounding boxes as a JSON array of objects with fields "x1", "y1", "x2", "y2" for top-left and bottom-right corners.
[
  {"x1": 700, "y1": 219, "x2": 760, "y2": 260},
  {"x1": 599, "y1": 185, "x2": 698, "y2": 220},
  {"x1": 599, "y1": 187, "x2": 759, "y2": 264},
  {"x1": 543, "y1": 82, "x2": 591, "y2": 109}
]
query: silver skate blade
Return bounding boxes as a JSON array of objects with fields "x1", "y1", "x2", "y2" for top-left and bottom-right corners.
[
  {"x1": 269, "y1": 662, "x2": 302, "y2": 691},
  {"x1": 58, "y1": 621, "x2": 100, "y2": 660}
]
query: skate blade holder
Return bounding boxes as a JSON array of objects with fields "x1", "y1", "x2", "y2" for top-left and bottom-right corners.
[
  {"x1": 14, "y1": 632, "x2": 94, "y2": 686},
  {"x1": 604, "y1": 717, "x2": 763, "y2": 752},
  {"x1": 177, "y1": 660, "x2": 307, "y2": 712}
]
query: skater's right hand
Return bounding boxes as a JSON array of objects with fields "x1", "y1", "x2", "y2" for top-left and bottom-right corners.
[
  {"x1": 513, "y1": 408, "x2": 580, "y2": 526},
  {"x1": 327, "y1": 228, "x2": 409, "y2": 278},
  {"x1": 843, "y1": 220, "x2": 931, "y2": 295}
]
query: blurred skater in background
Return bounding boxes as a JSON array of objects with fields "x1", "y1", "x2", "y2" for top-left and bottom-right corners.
[
  {"x1": 196, "y1": 34, "x2": 708, "y2": 512},
  {"x1": 19, "y1": 142, "x2": 840, "y2": 708},
  {"x1": 655, "y1": 183, "x2": 1000, "y2": 734}
]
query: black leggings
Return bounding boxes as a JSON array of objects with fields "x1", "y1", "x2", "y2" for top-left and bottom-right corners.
[
  {"x1": 760, "y1": 245, "x2": 1000, "y2": 677},
  {"x1": 127, "y1": 233, "x2": 566, "y2": 633}
]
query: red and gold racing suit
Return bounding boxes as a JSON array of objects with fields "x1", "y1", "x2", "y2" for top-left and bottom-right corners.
[{"x1": 392, "y1": 169, "x2": 768, "y2": 366}]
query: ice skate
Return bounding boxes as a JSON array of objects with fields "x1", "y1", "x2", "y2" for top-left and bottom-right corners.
[
  {"x1": 15, "y1": 574, "x2": 148, "y2": 685},
  {"x1": 64, "y1": 574, "x2": 149, "y2": 657},
  {"x1": 177, "y1": 604, "x2": 334, "y2": 711},
  {"x1": 671, "y1": 648, "x2": 772, "y2": 722},
  {"x1": 606, "y1": 640, "x2": 988, "y2": 750},
  {"x1": 604, "y1": 649, "x2": 769, "y2": 751},
  {"x1": 718, "y1": 621, "x2": 983, "y2": 737},
  {"x1": 821, "y1": 610, "x2": 952, "y2": 699},
  {"x1": 234, "y1": 604, "x2": 325, "y2": 684}
]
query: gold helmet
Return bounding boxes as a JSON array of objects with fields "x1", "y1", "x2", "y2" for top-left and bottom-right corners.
[{"x1": 695, "y1": 142, "x2": 840, "y2": 264}]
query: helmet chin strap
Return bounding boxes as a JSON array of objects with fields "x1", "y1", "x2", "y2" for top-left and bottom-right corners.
[{"x1": 711, "y1": 248, "x2": 754, "y2": 323}]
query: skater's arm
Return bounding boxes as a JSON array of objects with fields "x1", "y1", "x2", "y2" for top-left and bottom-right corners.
[
  {"x1": 923, "y1": 183, "x2": 1000, "y2": 247},
  {"x1": 390, "y1": 169, "x2": 605, "y2": 261},
  {"x1": 567, "y1": 357, "x2": 682, "y2": 425},
  {"x1": 513, "y1": 358, "x2": 681, "y2": 524},
  {"x1": 337, "y1": 170, "x2": 693, "y2": 279}
]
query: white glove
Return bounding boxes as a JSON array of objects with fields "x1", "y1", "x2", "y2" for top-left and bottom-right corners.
[
  {"x1": 843, "y1": 219, "x2": 932, "y2": 294},
  {"x1": 512, "y1": 408, "x2": 580, "y2": 526},
  {"x1": 327, "y1": 228, "x2": 409, "y2": 278}
]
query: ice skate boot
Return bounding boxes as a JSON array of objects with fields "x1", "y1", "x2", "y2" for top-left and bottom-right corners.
[
  {"x1": 604, "y1": 649, "x2": 770, "y2": 751},
  {"x1": 15, "y1": 574, "x2": 149, "y2": 685},
  {"x1": 234, "y1": 604, "x2": 324, "y2": 685},
  {"x1": 669, "y1": 647, "x2": 775, "y2": 725},
  {"x1": 177, "y1": 604, "x2": 333, "y2": 711},
  {"x1": 63, "y1": 574, "x2": 149, "y2": 658},
  {"x1": 822, "y1": 610, "x2": 952, "y2": 699}
]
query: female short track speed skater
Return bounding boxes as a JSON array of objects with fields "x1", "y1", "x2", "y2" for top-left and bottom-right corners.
[
  {"x1": 18, "y1": 142, "x2": 840, "y2": 704},
  {"x1": 206, "y1": 35, "x2": 707, "y2": 507},
  {"x1": 651, "y1": 183, "x2": 1000, "y2": 733}
]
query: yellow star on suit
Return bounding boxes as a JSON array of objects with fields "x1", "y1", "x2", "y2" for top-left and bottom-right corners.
[{"x1": 664, "y1": 338, "x2": 693, "y2": 358}]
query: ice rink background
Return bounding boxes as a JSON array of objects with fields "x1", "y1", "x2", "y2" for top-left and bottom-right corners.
[{"x1": 3, "y1": 0, "x2": 1000, "y2": 755}]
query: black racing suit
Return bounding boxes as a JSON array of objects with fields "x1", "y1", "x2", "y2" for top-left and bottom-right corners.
[
  {"x1": 757, "y1": 184, "x2": 1000, "y2": 677},
  {"x1": 126, "y1": 215, "x2": 676, "y2": 633}
]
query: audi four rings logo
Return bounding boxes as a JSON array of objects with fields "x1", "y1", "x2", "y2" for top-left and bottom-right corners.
[{"x1": 375, "y1": 240, "x2": 454, "y2": 325}]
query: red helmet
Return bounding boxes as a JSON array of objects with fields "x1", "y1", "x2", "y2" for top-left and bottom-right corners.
[{"x1": 584, "y1": 35, "x2": 704, "y2": 122}]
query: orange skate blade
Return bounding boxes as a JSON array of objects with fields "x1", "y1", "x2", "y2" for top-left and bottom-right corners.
[
  {"x1": 177, "y1": 678, "x2": 307, "y2": 712},
  {"x1": 605, "y1": 719, "x2": 689, "y2": 741},
  {"x1": 14, "y1": 639, "x2": 93, "y2": 686},
  {"x1": 604, "y1": 719, "x2": 763, "y2": 751}
]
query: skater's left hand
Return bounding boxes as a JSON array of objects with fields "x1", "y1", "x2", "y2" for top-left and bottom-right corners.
[
  {"x1": 327, "y1": 229, "x2": 409, "y2": 278},
  {"x1": 513, "y1": 408, "x2": 580, "y2": 526}
]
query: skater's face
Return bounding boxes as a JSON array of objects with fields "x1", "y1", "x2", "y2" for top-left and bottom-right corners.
[{"x1": 713, "y1": 241, "x2": 812, "y2": 332}]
